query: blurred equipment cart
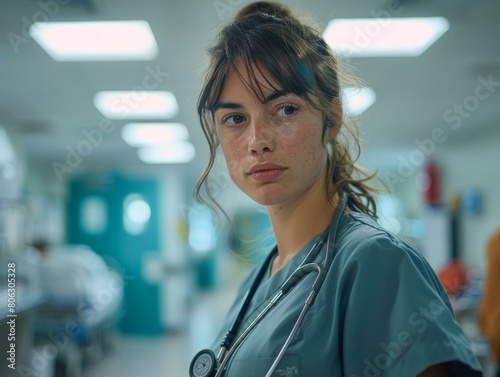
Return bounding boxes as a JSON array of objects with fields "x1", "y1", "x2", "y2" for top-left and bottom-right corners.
[{"x1": 33, "y1": 245, "x2": 124, "y2": 377}]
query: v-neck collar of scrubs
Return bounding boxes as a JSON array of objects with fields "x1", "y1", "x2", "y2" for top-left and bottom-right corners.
[{"x1": 236, "y1": 231, "x2": 325, "y2": 334}]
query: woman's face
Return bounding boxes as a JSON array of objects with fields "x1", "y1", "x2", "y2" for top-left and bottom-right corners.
[{"x1": 214, "y1": 61, "x2": 331, "y2": 208}]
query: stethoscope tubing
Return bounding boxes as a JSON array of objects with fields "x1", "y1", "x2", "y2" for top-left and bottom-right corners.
[
  {"x1": 194, "y1": 193, "x2": 349, "y2": 377},
  {"x1": 215, "y1": 263, "x2": 324, "y2": 377},
  {"x1": 215, "y1": 290, "x2": 284, "y2": 376},
  {"x1": 265, "y1": 263, "x2": 323, "y2": 377}
]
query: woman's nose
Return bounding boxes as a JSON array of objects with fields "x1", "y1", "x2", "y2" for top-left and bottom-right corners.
[{"x1": 248, "y1": 116, "x2": 275, "y2": 154}]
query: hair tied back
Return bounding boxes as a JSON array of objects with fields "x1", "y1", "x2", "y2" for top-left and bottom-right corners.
[{"x1": 235, "y1": 1, "x2": 294, "y2": 21}]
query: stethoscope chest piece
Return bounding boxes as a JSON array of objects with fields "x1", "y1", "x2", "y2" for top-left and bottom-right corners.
[{"x1": 190, "y1": 349, "x2": 217, "y2": 377}]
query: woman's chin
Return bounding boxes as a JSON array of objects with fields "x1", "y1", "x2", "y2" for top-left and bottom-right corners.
[{"x1": 246, "y1": 190, "x2": 289, "y2": 207}]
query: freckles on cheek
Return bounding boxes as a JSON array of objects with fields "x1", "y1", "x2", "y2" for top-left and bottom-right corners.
[
  {"x1": 219, "y1": 141, "x2": 242, "y2": 174},
  {"x1": 221, "y1": 141, "x2": 239, "y2": 161},
  {"x1": 218, "y1": 133, "x2": 233, "y2": 152}
]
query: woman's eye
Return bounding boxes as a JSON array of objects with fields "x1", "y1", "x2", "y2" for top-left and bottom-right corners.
[
  {"x1": 223, "y1": 114, "x2": 245, "y2": 125},
  {"x1": 276, "y1": 105, "x2": 297, "y2": 116}
]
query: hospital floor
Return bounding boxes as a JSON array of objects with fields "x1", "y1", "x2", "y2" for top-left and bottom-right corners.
[{"x1": 82, "y1": 286, "x2": 235, "y2": 377}]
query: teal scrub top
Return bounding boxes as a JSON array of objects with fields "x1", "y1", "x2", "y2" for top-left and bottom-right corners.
[{"x1": 210, "y1": 212, "x2": 482, "y2": 376}]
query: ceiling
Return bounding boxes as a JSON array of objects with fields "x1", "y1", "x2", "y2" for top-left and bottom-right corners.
[{"x1": 1, "y1": 0, "x2": 499, "y2": 188}]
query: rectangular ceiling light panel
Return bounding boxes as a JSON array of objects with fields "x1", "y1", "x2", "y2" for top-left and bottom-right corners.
[
  {"x1": 121, "y1": 123, "x2": 189, "y2": 147},
  {"x1": 138, "y1": 141, "x2": 195, "y2": 164},
  {"x1": 94, "y1": 91, "x2": 178, "y2": 119},
  {"x1": 30, "y1": 21, "x2": 159, "y2": 61},
  {"x1": 323, "y1": 17, "x2": 449, "y2": 57}
]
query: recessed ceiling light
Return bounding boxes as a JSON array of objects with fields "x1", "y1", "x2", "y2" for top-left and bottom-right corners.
[
  {"x1": 342, "y1": 87, "x2": 376, "y2": 116},
  {"x1": 94, "y1": 91, "x2": 178, "y2": 119},
  {"x1": 323, "y1": 17, "x2": 449, "y2": 57},
  {"x1": 138, "y1": 141, "x2": 195, "y2": 164},
  {"x1": 121, "y1": 123, "x2": 189, "y2": 147},
  {"x1": 29, "y1": 21, "x2": 158, "y2": 61}
]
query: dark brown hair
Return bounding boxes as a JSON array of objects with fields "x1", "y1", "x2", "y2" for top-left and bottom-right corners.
[{"x1": 195, "y1": 1, "x2": 378, "y2": 218}]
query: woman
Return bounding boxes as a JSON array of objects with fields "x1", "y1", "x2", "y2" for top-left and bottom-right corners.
[{"x1": 191, "y1": 2, "x2": 482, "y2": 376}]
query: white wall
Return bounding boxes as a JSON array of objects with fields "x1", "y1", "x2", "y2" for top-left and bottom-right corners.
[
  {"x1": 24, "y1": 157, "x2": 68, "y2": 245},
  {"x1": 158, "y1": 171, "x2": 193, "y2": 331},
  {"x1": 361, "y1": 120, "x2": 499, "y2": 273},
  {"x1": 0, "y1": 124, "x2": 67, "y2": 251},
  {"x1": 436, "y1": 123, "x2": 500, "y2": 272}
]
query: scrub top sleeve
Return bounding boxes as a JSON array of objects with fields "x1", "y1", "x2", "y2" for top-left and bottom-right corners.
[{"x1": 339, "y1": 234, "x2": 482, "y2": 377}]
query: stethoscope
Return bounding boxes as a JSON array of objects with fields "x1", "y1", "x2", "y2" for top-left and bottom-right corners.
[{"x1": 190, "y1": 193, "x2": 348, "y2": 377}]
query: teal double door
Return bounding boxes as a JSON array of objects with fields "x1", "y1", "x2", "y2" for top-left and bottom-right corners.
[{"x1": 67, "y1": 173, "x2": 162, "y2": 335}]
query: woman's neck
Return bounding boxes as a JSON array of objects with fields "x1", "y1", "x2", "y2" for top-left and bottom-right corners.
[{"x1": 267, "y1": 180, "x2": 339, "y2": 275}]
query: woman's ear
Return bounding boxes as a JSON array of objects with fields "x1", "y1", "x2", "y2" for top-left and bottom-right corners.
[{"x1": 327, "y1": 97, "x2": 343, "y2": 141}]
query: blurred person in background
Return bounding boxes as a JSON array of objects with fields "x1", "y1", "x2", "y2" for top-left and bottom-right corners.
[
  {"x1": 191, "y1": 2, "x2": 482, "y2": 376},
  {"x1": 23, "y1": 239, "x2": 50, "y2": 263},
  {"x1": 479, "y1": 229, "x2": 500, "y2": 377}
]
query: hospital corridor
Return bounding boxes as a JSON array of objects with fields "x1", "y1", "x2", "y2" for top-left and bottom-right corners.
[{"x1": 1, "y1": 0, "x2": 500, "y2": 376}]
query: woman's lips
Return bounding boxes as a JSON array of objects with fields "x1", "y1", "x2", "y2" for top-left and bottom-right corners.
[
  {"x1": 249, "y1": 168, "x2": 286, "y2": 182},
  {"x1": 247, "y1": 162, "x2": 286, "y2": 182}
]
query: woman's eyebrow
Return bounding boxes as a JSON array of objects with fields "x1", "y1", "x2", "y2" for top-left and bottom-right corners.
[
  {"x1": 264, "y1": 89, "x2": 290, "y2": 103},
  {"x1": 213, "y1": 102, "x2": 242, "y2": 111},
  {"x1": 213, "y1": 90, "x2": 290, "y2": 111}
]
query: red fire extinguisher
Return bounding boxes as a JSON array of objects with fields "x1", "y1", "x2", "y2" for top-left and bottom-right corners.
[{"x1": 423, "y1": 160, "x2": 440, "y2": 206}]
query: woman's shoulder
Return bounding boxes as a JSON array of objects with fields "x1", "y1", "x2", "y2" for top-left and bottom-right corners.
[
  {"x1": 334, "y1": 212, "x2": 439, "y2": 283},
  {"x1": 327, "y1": 212, "x2": 454, "y2": 318},
  {"x1": 337, "y1": 212, "x2": 422, "y2": 259},
  {"x1": 328, "y1": 213, "x2": 483, "y2": 376}
]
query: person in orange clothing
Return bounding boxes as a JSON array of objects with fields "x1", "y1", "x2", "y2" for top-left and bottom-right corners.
[{"x1": 479, "y1": 228, "x2": 500, "y2": 377}]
